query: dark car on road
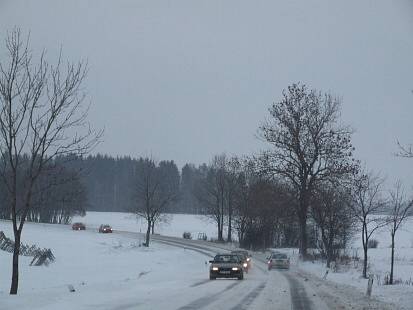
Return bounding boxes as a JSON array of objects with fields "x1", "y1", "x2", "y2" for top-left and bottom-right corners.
[
  {"x1": 209, "y1": 254, "x2": 244, "y2": 280},
  {"x1": 231, "y1": 250, "x2": 251, "y2": 273},
  {"x1": 267, "y1": 252, "x2": 290, "y2": 270},
  {"x1": 72, "y1": 222, "x2": 86, "y2": 230},
  {"x1": 98, "y1": 224, "x2": 113, "y2": 233}
]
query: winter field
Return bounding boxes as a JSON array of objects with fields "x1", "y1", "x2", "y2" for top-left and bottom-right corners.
[
  {"x1": 0, "y1": 219, "x2": 213, "y2": 310},
  {"x1": 0, "y1": 212, "x2": 413, "y2": 309}
]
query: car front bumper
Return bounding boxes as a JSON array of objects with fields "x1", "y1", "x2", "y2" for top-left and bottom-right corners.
[{"x1": 210, "y1": 269, "x2": 242, "y2": 278}]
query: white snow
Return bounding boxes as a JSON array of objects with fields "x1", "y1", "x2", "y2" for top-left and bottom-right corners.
[
  {"x1": 0, "y1": 220, "x2": 212, "y2": 310},
  {"x1": 294, "y1": 216, "x2": 413, "y2": 310},
  {"x1": 72, "y1": 211, "x2": 220, "y2": 240},
  {"x1": 1, "y1": 212, "x2": 413, "y2": 309}
]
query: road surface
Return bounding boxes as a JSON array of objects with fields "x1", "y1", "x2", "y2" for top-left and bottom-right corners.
[{"x1": 115, "y1": 231, "x2": 395, "y2": 310}]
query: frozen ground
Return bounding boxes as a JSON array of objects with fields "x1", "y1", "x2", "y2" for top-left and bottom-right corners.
[
  {"x1": 76, "y1": 211, "x2": 413, "y2": 308},
  {"x1": 1, "y1": 212, "x2": 412, "y2": 309},
  {"x1": 270, "y1": 216, "x2": 413, "y2": 310},
  {"x1": 0, "y1": 221, "x2": 211, "y2": 310}
]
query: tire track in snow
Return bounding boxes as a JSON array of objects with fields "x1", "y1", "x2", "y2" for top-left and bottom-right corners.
[
  {"x1": 176, "y1": 281, "x2": 241, "y2": 310},
  {"x1": 228, "y1": 281, "x2": 267, "y2": 310},
  {"x1": 282, "y1": 272, "x2": 314, "y2": 310}
]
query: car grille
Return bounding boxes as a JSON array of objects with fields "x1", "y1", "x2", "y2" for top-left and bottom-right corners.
[{"x1": 218, "y1": 267, "x2": 231, "y2": 272}]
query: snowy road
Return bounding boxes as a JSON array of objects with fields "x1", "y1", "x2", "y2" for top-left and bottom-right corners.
[
  {"x1": 118, "y1": 231, "x2": 397, "y2": 310},
  {"x1": 116, "y1": 231, "x2": 329, "y2": 310}
]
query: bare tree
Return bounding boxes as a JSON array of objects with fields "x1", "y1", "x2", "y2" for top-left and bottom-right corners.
[
  {"x1": 225, "y1": 156, "x2": 242, "y2": 242},
  {"x1": 396, "y1": 142, "x2": 413, "y2": 157},
  {"x1": 134, "y1": 158, "x2": 178, "y2": 247},
  {"x1": 386, "y1": 181, "x2": 413, "y2": 284},
  {"x1": 350, "y1": 170, "x2": 386, "y2": 278},
  {"x1": 259, "y1": 83, "x2": 358, "y2": 258},
  {"x1": 311, "y1": 184, "x2": 355, "y2": 267},
  {"x1": 0, "y1": 28, "x2": 101, "y2": 294},
  {"x1": 195, "y1": 155, "x2": 227, "y2": 242}
]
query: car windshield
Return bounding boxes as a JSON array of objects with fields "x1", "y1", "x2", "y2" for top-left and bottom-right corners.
[
  {"x1": 214, "y1": 255, "x2": 240, "y2": 263},
  {"x1": 272, "y1": 254, "x2": 288, "y2": 259},
  {"x1": 232, "y1": 251, "x2": 248, "y2": 256}
]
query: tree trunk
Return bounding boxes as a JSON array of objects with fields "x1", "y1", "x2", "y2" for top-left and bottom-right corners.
[
  {"x1": 145, "y1": 220, "x2": 151, "y2": 247},
  {"x1": 227, "y1": 206, "x2": 232, "y2": 242},
  {"x1": 363, "y1": 244, "x2": 368, "y2": 279},
  {"x1": 218, "y1": 224, "x2": 223, "y2": 241},
  {"x1": 298, "y1": 189, "x2": 309, "y2": 259},
  {"x1": 298, "y1": 211, "x2": 308, "y2": 259},
  {"x1": 390, "y1": 232, "x2": 395, "y2": 285},
  {"x1": 10, "y1": 230, "x2": 21, "y2": 295},
  {"x1": 151, "y1": 221, "x2": 155, "y2": 234}
]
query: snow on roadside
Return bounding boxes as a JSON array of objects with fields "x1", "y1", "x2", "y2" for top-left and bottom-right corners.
[{"x1": 0, "y1": 220, "x2": 211, "y2": 310}]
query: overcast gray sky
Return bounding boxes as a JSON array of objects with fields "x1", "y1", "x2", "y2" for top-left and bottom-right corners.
[{"x1": 1, "y1": 0, "x2": 413, "y2": 188}]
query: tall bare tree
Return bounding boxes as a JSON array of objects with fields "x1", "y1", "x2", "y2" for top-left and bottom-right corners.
[
  {"x1": 350, "y1": 170, "x2": 386, "y2": 278},
  {"x1": 259, "y1": 83, "x2": 357, "y2": 258},
  {"x1": 386, "y1": 181, "x2": 413, "y2": 284},
  {"x1": 134, "y1": 158, "x2": 178, "y2": 247},
  {"x1": 195, "y1": 155, "x2": 227, "y2": 241},
  {"x1": 0, "y1": 28, "x2": 100, "y2": 294}
]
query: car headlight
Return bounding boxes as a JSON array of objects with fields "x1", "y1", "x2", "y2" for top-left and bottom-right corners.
[
  {"x1": 232, "y1": 267, "x2": 239, "y2": 271},
  {"x1": 243, "y1": 263, "x2": 247, "y2": 268},
  {"x1": 246, "y1": 258, "x2": 250, "y2": 262},
  {"x1": 212, "y1": 267, "x2": 219, "y2": 271}
]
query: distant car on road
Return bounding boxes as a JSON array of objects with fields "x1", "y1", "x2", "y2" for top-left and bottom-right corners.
[
  {"x1": 72, "y1": 222, "x2": 86, "y2": 230},
  {"x1": 267, "y1": 252, "x2": 290, "y2": 270},
  {"x1": 231, "y1": 250, "x2": 251, "y2": 272},
  {"x1": 98, "y1": 224, "x2": 113, "y2": 233},
  {"x1": 209, "y1": 254, "x2": 244, "y2": 280}
]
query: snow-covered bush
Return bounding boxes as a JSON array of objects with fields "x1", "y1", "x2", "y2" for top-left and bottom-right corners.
[{"x1": 182, "y1": 232, "x2": 192, "y2": 239}]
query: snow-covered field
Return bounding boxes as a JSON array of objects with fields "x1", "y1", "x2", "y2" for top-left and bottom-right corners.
[
  {"x1": 72, "y1": 212, "x2": 220, "y2": 240},
  {"x1": 0, "y1": 220, "x2": 211, "y2": 310}
]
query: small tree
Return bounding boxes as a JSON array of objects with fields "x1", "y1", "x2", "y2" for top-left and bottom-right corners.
[
  {"x1": 386, "y1": 181, "x2": 413, "y2": 285},
  {"x1": 134, "y1": 158, "x2": 178, "y2": 246},
  {"x1": 311, "y1": 184, "x2": 355, "y2": 267},
  {"x1": 0, "y1": 29, "x2": 100, "y2": 294},
  {"x1": 350, "y1": 170, "x2": 386, "y2": 278}
]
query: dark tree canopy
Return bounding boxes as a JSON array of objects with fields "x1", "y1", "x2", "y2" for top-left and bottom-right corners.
[{"x1": 259, "y1": 83, "x2": 358, "y2": 257}]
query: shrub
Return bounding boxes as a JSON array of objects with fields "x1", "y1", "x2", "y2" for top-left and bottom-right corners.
[
  {"x1": 182, "y1": 232, "x2": 192, "y2": 239},
  {"x1": 367, "y1": 239, "x2": 379, "y2": 248}
]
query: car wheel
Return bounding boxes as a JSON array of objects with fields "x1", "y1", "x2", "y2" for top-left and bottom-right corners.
[
  {"x1": 209, "y1": 275, "x2": 216, "y2": 280},
  {"x1": 238, "y1": 274, "x2": 244, "y2": 280}
]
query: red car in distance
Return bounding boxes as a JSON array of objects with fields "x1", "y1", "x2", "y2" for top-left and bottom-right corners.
[{"x1": 72, "y1": 222, "x2": 86, "y2": 230}]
